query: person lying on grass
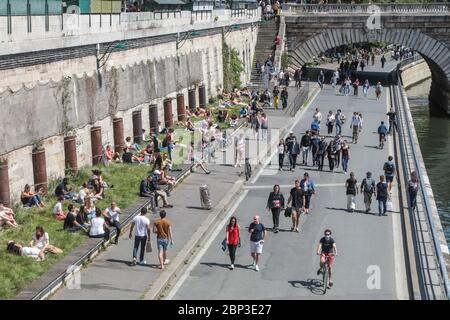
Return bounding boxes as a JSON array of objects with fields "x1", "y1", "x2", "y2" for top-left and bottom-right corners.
[{"x1": 0, "y1": 202, "x2": 18, "y2": 228}]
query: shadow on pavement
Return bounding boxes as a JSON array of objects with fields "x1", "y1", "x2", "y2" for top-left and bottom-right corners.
[
  {"x1": 106, "y1": 259, "x2": 160, "y2": 268},
  {"x1": 325, "y1": 207, "x2": 371, "y2": 215},
  {"x1": 288, "y1": 279, "x2": 324, "y2": 295},
  {"x1": 200, "y1": 262, "x2": 250, "y2": 270},
  {"x1": 185, "y1": 206, "x2": 211, "y2": 210},
  {"x1": 364, "y1": 145, "x2": 381, "y2": 149}
]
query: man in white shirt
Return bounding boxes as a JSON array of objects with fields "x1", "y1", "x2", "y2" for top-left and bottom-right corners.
[
  {"x1": 129, "y1": 207, "x2": 151, "y2": 266},
  {"x1": 313, "y1": 108, "x2": 322, "y2": 124},
  {"x1": 104, "y1": 201, "x2": 122, "y2": 244},
  {"x1": 350, "y1": 112, "x2": 362, "y2": 144}
]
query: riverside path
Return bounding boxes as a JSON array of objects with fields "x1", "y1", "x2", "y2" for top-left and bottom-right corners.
[{"x1": 168, "y1": 83, "x2": 409, "y2": 300}]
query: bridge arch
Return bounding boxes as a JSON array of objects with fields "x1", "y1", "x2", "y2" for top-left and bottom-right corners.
[{"x1": 289, "y1": 28, "x2": 450, "y2": 114}]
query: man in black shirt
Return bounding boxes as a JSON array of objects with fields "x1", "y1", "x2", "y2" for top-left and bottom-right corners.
[
  {"x1": 386, "y1": 108, "x2": 398, "y2": 134},
  {"x1": 122, "y1": 147, "x2": 134, "y2": 164},
  {"x1": 316, "y1": 229, "x2": 337, "y2": 288},
  {"x1": 54, "y1": 177, "x2": 75, "y2": 200},
  {"x1": 287, "y1": 180, "x2": 305, "y2": 233},
  {"x1": 300, "y1": 131, "x2": 312, "y2": 166}
]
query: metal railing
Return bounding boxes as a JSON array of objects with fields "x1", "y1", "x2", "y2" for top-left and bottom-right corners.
[
  {"x1": 397, "y1": 54, "x2": 423, "y2": 69},
  {"x1": 285, "y1": 3, "x2": 450, "y2": 14},
  {"x1": 391, "y1": 71, "x2": 450, "y2": 299}
]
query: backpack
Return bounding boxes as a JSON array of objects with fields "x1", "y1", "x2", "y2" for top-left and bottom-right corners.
[
  {"x1": 362, "y1": 178, "x2": 375, "y2": 193},
  {"x1": 384, "y1": 162, "x2": 394, "y2": 175},
  {"x1": 311, "y1": 122, "x2": 319, "y2": 131}
]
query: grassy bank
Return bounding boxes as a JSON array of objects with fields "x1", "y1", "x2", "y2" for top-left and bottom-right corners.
[{"x1": 0, "y1": 164, "x2": 151, "y2": 300}]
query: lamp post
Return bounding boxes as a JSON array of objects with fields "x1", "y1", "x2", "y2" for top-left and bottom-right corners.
[{"x1": 95, "y1": 41, "x2": 128, "y2": 87}]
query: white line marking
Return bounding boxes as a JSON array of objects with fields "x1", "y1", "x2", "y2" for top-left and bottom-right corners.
[
  {"x1": 243, "y1": 183, "x2": 344, "y2": 189},
  {"x1": 388, "y1": 88, "x2": 408, "y2": 300},
  {"x1": 164, "y1": 189, "x2": 249, "y2": 300}
]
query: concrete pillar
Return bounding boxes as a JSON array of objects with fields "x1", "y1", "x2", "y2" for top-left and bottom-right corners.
[
  {"x1": 132, "y1": 110, "x2": 143, "y2": 144},
  {"x1": 63, "y1": 136, "x2": 78, "y2": 174},
  {"x1": 188, "y1": 88, "x2": 196, "y2": 112},
  {"x1": 113, "y1": 117, "x2": 124, "y2": 153},
  {"x1": 90, "y1": 126, "x2": 102, "y2": 166},
  {"x1": 199, "y1": 84, "x2": 206, "y2": 108},
  {"x1": 149, "y1": 104, "x2": 159, "y2": 134},
  {"x1": 0, "y1": 159, "x2": 11, "y2": 207},
  {"x1": 177, "y1": 93, "x2": 186, "y2": 122},
  {"x1": 32, "y1": 147, "x2": 48, "y2": 193},
  {"x1": 164, "y1": 98, "x2": 174, "y2": 128}
]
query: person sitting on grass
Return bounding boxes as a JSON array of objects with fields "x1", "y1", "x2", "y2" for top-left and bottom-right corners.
[
  {"x1": 77, "y1": 182, "x2": 95, "y2": 205},
  {"x1": 81, "y1": 197, "x2": 97, "y2": 221},
  {"x1": 186, "y1": 117, "x2": 195, "y2": 132},
  {"x1": 0, "y1": 202, "x2": 18, "y2": 229},
  {"x1": 7, "y1": 241, "x2": 43, "y2": 260},
  {"x1": 122, "y1": 147, "x2": 134, "y2": 164},
  {"x1": 151, "y1": 148, "x2": 163, "y2": 172},
  {"x1": 52, "y1": 196, "x2": 67, "y2": 221},
  {"x1": 217, "y1": 110, "x2": 229, "y2": 123},
  {"x1": 230, "y1": 114, "x2": 238, "y2": 128},
  {"x1": 21, "y1": 184, "x2": 45, "y2": 208},
  {"x1": 55, "y1": 177, "x2": 76, "y2": 200},
  {"x1": 89, "y1": 208, "x2": 110, "y2": 240},
  {"x1": 64, "y1": 204, "x2": 87, "y2": 233},
  {"x1": 92, "y1": 179, "x2": 105, "y2": 200},
  {"x1": 194, "y1": 107, "x2": 208, "y2": 118},
  {"x1": 104, "y1": 145, "x2": 121, "y2": 164},
  {"x1": 30, "y1": 226, "x2": 63, "y2": 261},
  {"x1": 125, "y1": 136, "x2": 141, "y2": 152},
  {"x1": 239, "y1": 106, "x2": 248, "y2": 118}
]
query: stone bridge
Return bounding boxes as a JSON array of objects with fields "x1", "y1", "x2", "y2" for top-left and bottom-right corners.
[{"x1": 283, "y1": 3, "x2": 450, "y2": 114}]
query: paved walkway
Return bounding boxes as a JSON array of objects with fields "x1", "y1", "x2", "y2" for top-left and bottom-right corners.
[
  {"x1": 169, "y1": 82, "x2": 409, "y2": 299},
  {"x1": 312, "y1": 56, "x2": 399, "y2": 73},
  {"x1": 51, "y1": 101, "x2": 308, "y2": 300}
]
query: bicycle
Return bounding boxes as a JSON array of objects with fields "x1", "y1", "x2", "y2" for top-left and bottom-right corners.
[{"x1": 321, "y1": 254, "x2": 334, "y2": 293}]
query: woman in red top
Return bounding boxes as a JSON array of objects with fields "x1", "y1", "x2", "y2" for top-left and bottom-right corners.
[{"x1": 226, "y1": 216, "x2": 240, "y2": 270}]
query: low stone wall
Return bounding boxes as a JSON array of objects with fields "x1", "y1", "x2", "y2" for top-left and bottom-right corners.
[{"x1": 399, "y1": 59, "x2": 432, "y2": 89}]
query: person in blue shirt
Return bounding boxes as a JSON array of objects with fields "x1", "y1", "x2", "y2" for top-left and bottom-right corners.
[
  {"x1": 300, "y1": 172, "x2": 316, "y2": 215},
  {"x1": 377, "y1": 121, "x2": 388, "y2": 149}
]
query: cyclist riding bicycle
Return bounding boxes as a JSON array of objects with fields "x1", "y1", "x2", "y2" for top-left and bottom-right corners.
[
  {"x1": 377, "y1": 121, "x2": 388, "y2": 148},
  {"x1": 317, "y1": 229, "x2": 338, "y2": 288}
]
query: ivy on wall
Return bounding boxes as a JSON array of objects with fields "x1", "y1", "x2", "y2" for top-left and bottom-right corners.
[
  {"x1": 222, "y1": 38, "x2": 244, "y2": 91},
  {"x1": 281, "y1": 52, "x2": 290, "y2": 71}
]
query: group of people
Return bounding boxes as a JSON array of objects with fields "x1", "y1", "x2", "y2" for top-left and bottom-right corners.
[{"x1": 328, "y1": 69, "x2": 383, "y2": 100}]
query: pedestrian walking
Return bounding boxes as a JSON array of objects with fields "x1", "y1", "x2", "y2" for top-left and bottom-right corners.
[
  {"x1": 326, "y1": 111, "x2": 335, "y2": 135},
  {"x1": 248, "y1": 215, "x2": 267, "y2": 271},
  {"x1": 363, "y1": 79, "x2": 370, "y2": 97},
  {"x1": 300, "y1": 172, "x2": 316, "y2": 215},
  {"x1": 288, "y1": 136, "x2": 300, "y2": 171},
  {"x1": 331, "y1": 69, "x2": 339, "y2": 88},
  {"x1": 381, "y1": 55, "x2": 386, "y2": 68},
  {"x1": 266, "y1": 185, "x2": 285, "y2": 233},
  {"x1": 386, "y1": 107, "x2": 398, "y2": 134},
  {"x1": 273, "y1": 86, "x2": 280, "y2": 109},
  {"x1": 294, "y1": 68, "x2": 302, "y2": 88},
  {"x1": 360, "y1": 60, "x2": 365, "y2": 71},
  {"x1": 350, "y1": 112, "x2": 362, "y2": 144},
  {"x1": 318, "y1": 70, "x2": 325, "y2": 89},
  {"x1": 326, "y1": 141, "x2": 335, "y2": 171},
  {"x1": 383, "y1": 155, "x2": 396, "y2": 194},
  {"x1": 311, "y1": 133, "x2": 320, "y2": 166},
  {"x1": 225, "y1": 216, "x2": 240, "y2": 270},
  {"x1": 260, "y1": 113, "x2": 268, "y2": 140},
  {"x1": 313, "y1": 108, "x2": 323, "y2": 124},
  {"x1": 361, "y1": 171, "x2": 376, "y2": 213},
  {"x1": 341, "y1": 140, "x2": 350, "y2": 174},
  {"x1": 278, "y1": 139, "x2": 286, "y2": 171},
  {"x1": 287, "y1": 180, "x2": 305, "y2": 233},
  {"x1": 345, "y1": 172, "x2": 358, "y2": 212},
  {"x1": 408, "y1": 171, "x2": 419, "y2": 209},
  {"x1": 353, "y1": 78, "x2": 360, "y2": 96},
  {"x1": 129, "y1": 207, "x2": 151, "y2": 266},
  {"x1": 153, "y1": 210, "x2": 174, "y2": 270},
  {"x1": 234, "y1": 134, "x2": 245, "y2": 167},
  {"x1": 376, "y1": 175, "x2": 389, "y2": 216},
  {"x1": 300, "y1": 131, "x2": 312, "y2": 166},
  {"x1": 317, "y1": 137, "x2": 328, "y2": 171},
  {"x1": 250, "y1": 112, "x2": 260, "y2": 140},
  {"x1": 281, "y1": 87, "x2": 288, "y2": 109},
  {"x1": 375, "y1": 81, "x2": 383, "y2": 100},
  {"x1": 335, "y1": 109, "x2": 343, "y2": 136},
  {"x1": 332, "y1": 135, "x2": 342, "y2": 168}
]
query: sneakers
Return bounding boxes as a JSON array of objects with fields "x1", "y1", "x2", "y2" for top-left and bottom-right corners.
[
  {"x1": 295, "y1": 227, "x2": 299, "y2": 233},
  {"x1": 164, "y1": 259, "x2": 170, "y2": 265},
  {"x1": 291, "y1": 226, "x2": 295, "y2": 232},
  {"x1": 131, "y1": 258, "x2": 137, "y2": 266},
  {"x1": 138, "y1": 260, "x2": 147, "y2": 265},
  {"x1": 317, "y1": 269, "x2": 322, "y2": 275},
  {"x1": 274, "y1": 227, "x2": 279, "y2": 233},
  {"x1": 230, "y1": 264, "x2": 234, "y2": 270},
  {"x1": 252, "y1": 260, "x2": 256, "y2": 268},
  {"x1": 329, "y1": 281, "x2": 334, "y2": 287},
  {"x1": 255, "y1": 265, "x2": 260, "y2": 271}
]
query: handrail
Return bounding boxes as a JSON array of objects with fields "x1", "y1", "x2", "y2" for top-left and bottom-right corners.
[
  {"x1": 392, "y1": 69, "x2": 450, "y2": 299},
  {"x1": 285, "y1": 3, "x2": 450, "y2": 14}
]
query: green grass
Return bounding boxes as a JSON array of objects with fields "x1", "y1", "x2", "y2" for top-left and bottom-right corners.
[{"x1": 0, "y1": 164, "x2": 151, "y2": 300}]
